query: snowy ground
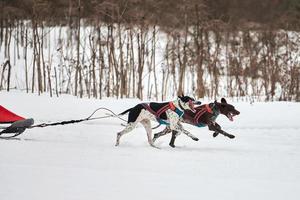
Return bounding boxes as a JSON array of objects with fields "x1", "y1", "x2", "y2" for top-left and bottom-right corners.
[{"x1": 0, "y1": 91, "x2": 300, "y2": 200}]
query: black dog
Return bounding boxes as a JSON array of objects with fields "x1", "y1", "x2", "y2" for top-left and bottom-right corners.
[
  {"x1": 116, "y1": 95, "x2": 196, "y2": 148},
  {"x1": 153, "y1": 98, "x2": 240, "y2": 147}
]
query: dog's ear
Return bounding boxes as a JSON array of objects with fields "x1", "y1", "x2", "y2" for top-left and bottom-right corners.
[
  {"x1": 221, "y1": 98, "x2": 227, "y2": 104},
  {"x1": 178, "y1": 93, "x2": 184, "y2": 98}
]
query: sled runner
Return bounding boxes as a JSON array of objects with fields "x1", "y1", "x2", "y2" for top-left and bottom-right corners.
[{"x1": 0, "y1": 105, "x2": 34, "y2": 139}]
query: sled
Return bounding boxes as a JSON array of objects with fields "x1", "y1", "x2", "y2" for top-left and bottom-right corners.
[
  {"x1": 0, "y1": 118, "x2": 34, "y2": 139},
  {"x1": 0, "y1": 105, "x2": 34, "y2": 139}
]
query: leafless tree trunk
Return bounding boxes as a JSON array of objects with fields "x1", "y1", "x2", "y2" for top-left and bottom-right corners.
[
  {"x1": 194, "y1": 18, "x2": 205, "y2": 98},
  {"x1": 0, "y1": 60, "x2": 11, "y2": 91},
  {"x1": 137, "y1": 26, "x2": 146, "y2": 100},
  {"x1": 130, "y1": 29, "x2": 135, "y2": 97},
  {"x1": 106, "y1": 25, "x2": 111, "y2": 97},
  {"x1": 24, "y1": 28, "x2": 29, "y2": 93},
  {"x1": 74, "y1": 0, "x2": 81, "y2": 97},
  {"x1": 152, "y1": 25, "x2": 158, "y2": 100},
  {"x1": 98, "y1": 25, "x2": 104, "y2": 99},
  {"x1": 31, "y1": 20, "x2": 36, "y2": 93},
  {"x1": 54, "y1": 67, "x2": 59, "y2": 97},
  {"x1": 6, "y1": 59, "x2": 11, "y2": 91},
  {"x1": 118, "y1": 22, "x2": 125, "y2": 98}
]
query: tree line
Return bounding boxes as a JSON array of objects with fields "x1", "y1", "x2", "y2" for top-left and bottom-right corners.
[{"x1": 0, "y1": 0, "x2": 299, "y2": 101}]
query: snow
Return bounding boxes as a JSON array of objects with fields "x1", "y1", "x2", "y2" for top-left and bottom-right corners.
[{"x1": 1, "y1": 91, "x2": 300, "y2": 200}]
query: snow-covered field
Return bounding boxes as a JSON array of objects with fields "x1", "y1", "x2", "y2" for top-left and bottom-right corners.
[{"x1": 1, "y1": 91, "x2": 300, "y2": 200}]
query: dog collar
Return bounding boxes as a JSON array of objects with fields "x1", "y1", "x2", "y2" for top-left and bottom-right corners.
[
  {"x1": 211, "y1": 103, "x2": 220, "y2": 116},
  {"x1": 169, "y1": 102, "x2": 176, "y2": 111},
  {"x1": 170, "y1": 102, "x2": 184, "y2": 117}
]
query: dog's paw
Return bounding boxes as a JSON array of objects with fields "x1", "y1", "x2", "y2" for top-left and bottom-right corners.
[
  {"x1": 213, "y1": 132, "x2": 219, "y2": 137},
  {"x1": 150, "y1": 143, "x2": 160, "y2": 149},
  {"x1": 228, "y1": 134, "x2": 235, "y2": 139},
  {"x1": 169, "y1": 143, "x2": 176, "y2": 148}
]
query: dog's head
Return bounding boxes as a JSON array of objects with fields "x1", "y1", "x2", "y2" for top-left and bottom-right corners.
[
  {"x1": 178, "y1": 94, "x2": 196, "y2": 112},
  {"x1": 214, "y1": 98, "x2": 240, "y2": 121}
]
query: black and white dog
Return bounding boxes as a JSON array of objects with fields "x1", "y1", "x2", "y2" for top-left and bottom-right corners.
[{"x1": 116, "y1": 95, "x2": 196, "y2": 148}]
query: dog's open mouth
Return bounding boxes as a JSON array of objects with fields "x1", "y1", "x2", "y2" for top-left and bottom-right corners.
[{"x1": 227, "y1": 113, "x2": 236, "y2": 121}]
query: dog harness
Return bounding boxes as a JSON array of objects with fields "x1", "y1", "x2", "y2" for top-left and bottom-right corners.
[
  {"x1": 193, "y1": 104, "x2": 212, "y2": 125},
  {"x1": 141, "y1": 102, "x2": 183, "y2": 125},
  {"x1": 193, "y1": 104, "x2": 220, "y2": 127}
]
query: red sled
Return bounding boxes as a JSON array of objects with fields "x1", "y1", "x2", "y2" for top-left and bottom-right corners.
[{"x1": 0, "y1": 105, "x2": 34, "y2": 139}]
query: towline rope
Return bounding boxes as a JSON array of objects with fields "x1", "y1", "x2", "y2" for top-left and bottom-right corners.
[{"x1": 29, "y1": 107, "x2": 127, "y2": 129}]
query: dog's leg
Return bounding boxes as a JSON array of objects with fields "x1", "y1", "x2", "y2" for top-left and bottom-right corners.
[
  {"x1": 115, "y1": 122, "x2": 137, "y2": 146},
  {"x1": 181, "y1": 128, "x2": 199, "y2": 141},
  {"x1": 208, "y1": 122, "x2": 235, "y2": 139},
  {"x1": 140, "y1": 119, "x2": 159, "y2": 149},
  {"x1": 169, "y1": 123, "x2": 184, "y2": 148},
  {"x1": 169, "y1": 131, "x2": 178, "y2": 148},
  {"x1": 169, "y1": 122, "x2": 199, "y2": 147},
  {"x1": 166, "y1": 111, "x2": 183, "y2": 148},
  {"x1": 211, "y1": 123, "x2": 221, "y2": 137},
  {"x1": 153, "y1": 126, "x2": 172, "y2": 143},
  {"x1": 217, "y1": 129, "x2": 235, "y2": 139}
]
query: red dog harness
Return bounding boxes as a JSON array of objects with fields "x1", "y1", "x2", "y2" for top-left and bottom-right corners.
[
  {"x1": 142, "y1": 102, "x2": 176, "y2": 119},
  {"x1": 193, "y1": 104, "x2": 213, "y2": 124}
]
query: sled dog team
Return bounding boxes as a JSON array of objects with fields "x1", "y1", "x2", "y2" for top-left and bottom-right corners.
[{"x1": 116, "y1": 95, "x2": 240, "y2": 148}]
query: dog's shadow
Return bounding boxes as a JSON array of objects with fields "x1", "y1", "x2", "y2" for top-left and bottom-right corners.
[{"x1": 162, "y1": 145, "x2": 243, "y2": 153}]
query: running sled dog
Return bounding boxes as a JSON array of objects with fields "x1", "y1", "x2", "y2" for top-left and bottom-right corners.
[
  {"x1": 116, "y1": 95, "x2": 197, "y2": 148},
  {"x1": 153, "y1": 98, "x2": 240, "y2": 147}
]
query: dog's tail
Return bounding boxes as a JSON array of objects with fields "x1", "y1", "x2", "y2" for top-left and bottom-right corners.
[{"x1": 118, "y1": 108, "x2": 132, "y2": 116}]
